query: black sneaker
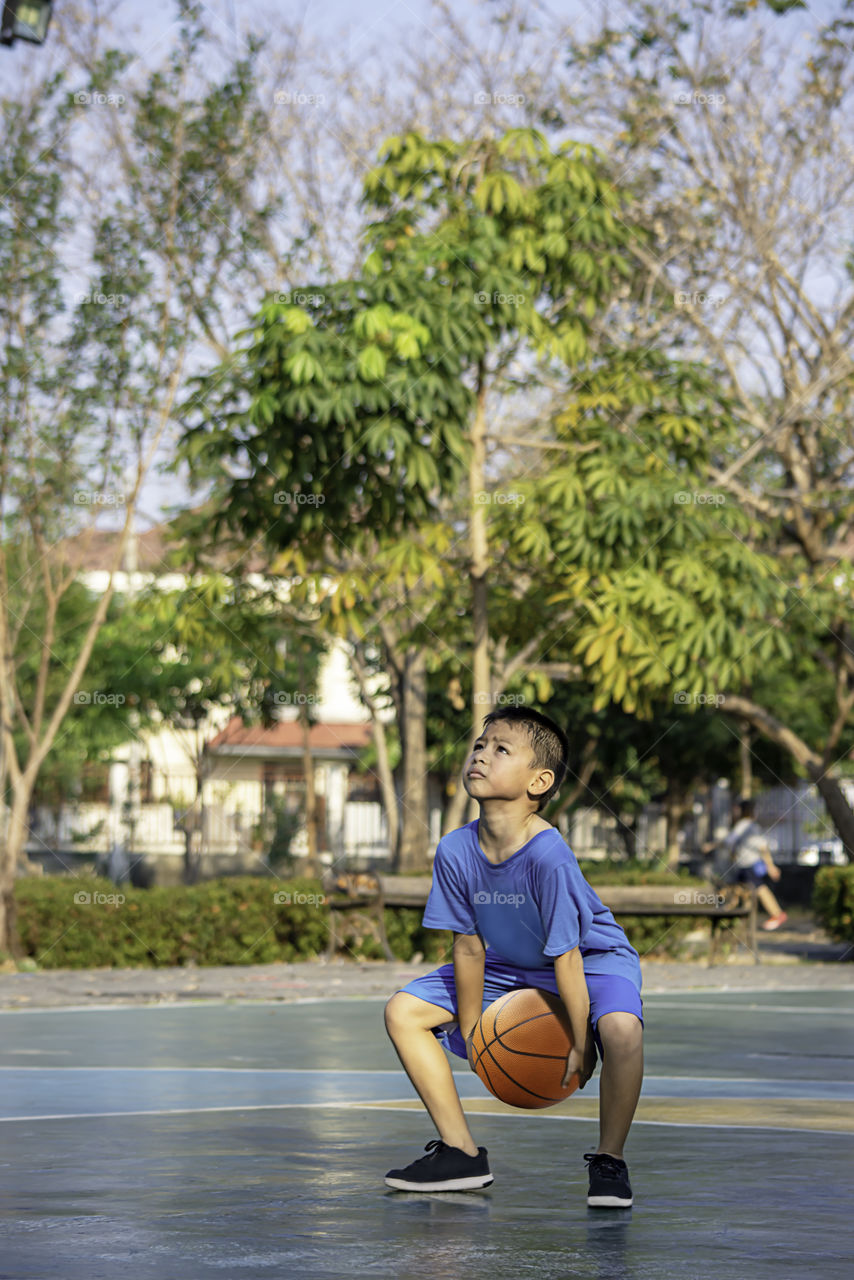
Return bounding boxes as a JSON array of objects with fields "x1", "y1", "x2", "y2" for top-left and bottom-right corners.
[
  {"x1": 385, "y1": 1140, "x2": 493, "y2": 1191},
  {"x1": 584, "y1": 1152, "x2": 633, "y2": 1207}
]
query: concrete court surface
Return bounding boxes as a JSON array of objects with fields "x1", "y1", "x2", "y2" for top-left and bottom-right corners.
[{"x1": 0, "y1": 983, "x2": 853, "y2": 1280}]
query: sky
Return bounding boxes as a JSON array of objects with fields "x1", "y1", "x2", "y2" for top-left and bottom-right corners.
[{"x1": 1, "y1": 0, "x2": 848, "y2": 530}]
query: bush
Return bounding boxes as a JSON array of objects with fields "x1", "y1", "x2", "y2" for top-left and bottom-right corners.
[
  {"x1": 813, "y1": 866, "x2": 854, "y2": 945},
  {"x1": 382, "y1": 908, "x2": 451, "y2": 964},
  {"x1": 584, "y1": 860, "x2": 713, "y2": 957},
  {"x1": 14, "y1": 875, "x2": 331, "y2": 969},
  {"x1": 13, "y1": 860, "x2": 718, "y2": 969}
]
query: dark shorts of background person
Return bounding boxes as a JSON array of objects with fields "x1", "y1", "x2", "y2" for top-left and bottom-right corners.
[{"x1": 735, "y1": 861, "x2": 768, "y2": 888}]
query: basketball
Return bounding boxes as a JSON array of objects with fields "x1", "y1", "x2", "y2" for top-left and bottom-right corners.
[{"x1": 470, "y1": 987, "x2": 580, "y2": 1109}]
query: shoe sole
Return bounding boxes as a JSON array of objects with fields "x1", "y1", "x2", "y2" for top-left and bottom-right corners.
[
  {"x1": 385, "y1": 1174, "x2": 494, "y2": 1192},
  {"x1": 588, "y1": 1194, "x2": 633, "y2": 1208}
]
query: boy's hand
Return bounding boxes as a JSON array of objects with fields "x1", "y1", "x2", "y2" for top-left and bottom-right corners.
[
  {"x1": 563, "y1": 1032, "x2": 597, "y2": 1090},
  {"x1": 464, "y1": 1027, "x2": 478, "y2": 1072}
]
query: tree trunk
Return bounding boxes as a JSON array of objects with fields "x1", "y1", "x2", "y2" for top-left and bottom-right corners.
[
  {"x1": 738, "y1": 720, "x2": 753, "y2": 800},
  {"x1": 443, "y1": 361, "x2": 490, "y2": 839},
  {"x1": 183, "y1": 764, "x2": 205, "y2": 886},
  {"x1": 299, "y1": 707, "x2": 319, "y2": 877},
  {"x1": 396, "y1": 646, "x2": 431, "y2": 872},
  {"x1": 664, "y1": 787, "x2": 689, "y2": 870},
  {"x1": 470, "y1": 362, "x2": 491, "y2": 724},
  {"x1": 615, "y1": 812, "x2": 638, "y2": 860},
  {"x1": 0, "y1": 786, "x2": 31, "y2": 958},
  {"x1": 348, "y1": 640, "x2": 399, "y2": 863},
  {"x1": 812, "y1": 772, "x2": 854, "y2": 860},
  {"x1": 721, "y1": 693, "x2": 854, "y2": 858}
]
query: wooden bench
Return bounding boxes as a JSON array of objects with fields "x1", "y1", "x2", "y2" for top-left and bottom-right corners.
[
  {"x1": 322, "y1": 871, "x2": 396, "y2": 961},
  {"x1": 323, "y1": 873, "x2": 758, "y2": 966},
  {"x1": 593, "y1": 884, "x2": 758, "y2": 966}
]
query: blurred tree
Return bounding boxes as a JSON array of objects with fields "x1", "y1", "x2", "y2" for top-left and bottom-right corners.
[
  {"x1": 0, "y1": 4, "x2": 286, "y2": 954},
  {"x1": 561, "y1": 0, "x2": 854, "y2": 854},
  {"x1": 178, "y1": 126, "x2": 641, "y2": 864}
]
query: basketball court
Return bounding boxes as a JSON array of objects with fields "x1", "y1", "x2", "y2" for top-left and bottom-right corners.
[{"x1": 1, "y1": 986, "x2": 852, "y2": 1278}]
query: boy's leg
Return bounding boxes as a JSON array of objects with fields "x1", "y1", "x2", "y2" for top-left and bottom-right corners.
[
  {"x1": 384, "y1": 991, "x2": 479, "y2": 1156},
  {"x1": 757, "y1": 882, "x2": 783, "y2": 918},
  {"x1": 595, "y1": 1011, "x2": 644, "y2": 1160}
]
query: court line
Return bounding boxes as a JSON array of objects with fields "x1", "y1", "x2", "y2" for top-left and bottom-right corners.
[
  {"x1": 641, "y1": 1001, "x2": 854, "y2": 1014},
  {"x1": 0, "y1": 1066, "x2": 852, "y2": 1088},
  {"x1": 0, "y1": 1102, "x2": 371, "y2": 1123},
  {"x1": 1, "y1": 1099, "x2": 852, "y2": 1139},
  {"x1": 368, "y1": 1103, "x2": 854, "y2": 1139},
  {"x1": 0, "y1": 990, "x2": 852, "y2": 1017}
]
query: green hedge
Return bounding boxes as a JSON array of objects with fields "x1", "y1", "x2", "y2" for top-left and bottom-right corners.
[
  {"x1": 12, "y1": 863, "x2": 716, "y2": 969},
  {"x1": 813, "y1": 866, "x2": 854, "y2": 945},
  {"x1": 14, "y1": 876, "x2": 331, "y2": 969},
  {"x1": 583, "y1": 861, "x2": 713, "y2": 957}
]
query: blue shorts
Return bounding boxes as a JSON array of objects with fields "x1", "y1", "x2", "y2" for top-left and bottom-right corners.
[
  {"x1": 736, "y1": 862, "x2": 767, "y2": 887},
  {"x1": 397, "y1": 949, "x2": 643, "y2": 1060}
]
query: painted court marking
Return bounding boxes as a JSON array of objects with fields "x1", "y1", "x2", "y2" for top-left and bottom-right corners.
[{"x1": 1, "y1": 991, "x2": 850, "y2": 1136}]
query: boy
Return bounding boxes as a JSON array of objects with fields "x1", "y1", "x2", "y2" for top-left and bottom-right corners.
[
  {"x1": 720, "y1": 797, "x2": 787, "y2": 931},
  {"x1": 383, "y1": 705, "x2": 644, "y2": 1208}
]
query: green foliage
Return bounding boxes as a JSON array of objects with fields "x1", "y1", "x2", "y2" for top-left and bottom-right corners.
[
  {"x1": 178, "y1": 127, "x2": 640, "y2": 558},
  {"x1": 380, "y1": 909, "x2": 452, "y2": 964},
  {"x1": 14, "y1": 876, "x2": 331, "y2": 968},
  {"x1": 13, "y1": 862, "x2": 724, "y2": 967},
  {"x1": 584, "y1": 862, "x2": 722, "y2": 957},
  {"x1": 812, "y1": 866, "x2": 854, "y2": 945}
]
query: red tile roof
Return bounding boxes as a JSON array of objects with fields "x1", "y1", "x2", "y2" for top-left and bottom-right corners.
[{"x1": 207, "y1": 716, "x2": 373, "y2": 753}]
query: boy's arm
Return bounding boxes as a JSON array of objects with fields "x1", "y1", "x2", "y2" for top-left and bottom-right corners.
[
  {"x1": 758, "y1": 837, "x2": 781, "y2": 881},
  {"x1": 453, "y1": 931, "x2": 486, "y2": 1067},
  {"x1": 553, "y1": 947, "x2": 597, "y2": 1089}
]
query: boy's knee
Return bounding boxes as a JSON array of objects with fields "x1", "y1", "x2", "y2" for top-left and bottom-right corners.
[
  {"x1": 384, "y1": 991, "x2": 409, "y2": 1034},
  {"x1": 384, "y1": 991, "x2": 452, "y2": 1039},
  {"x1": 384, "y1": 991, "x2": 428, "y2": 1035},
  {"x1": 596, "y1": 1011, "x2": 643, "y2": 1058}
]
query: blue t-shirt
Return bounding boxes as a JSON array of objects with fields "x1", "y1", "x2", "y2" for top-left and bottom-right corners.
[{"x1": 422, "y1": 821, "x2": 640, "y2": 982}]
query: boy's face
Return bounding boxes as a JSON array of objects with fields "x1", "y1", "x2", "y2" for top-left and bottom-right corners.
[{"x1": 463, "y1": 720, "x2": 552, "y2": 808}]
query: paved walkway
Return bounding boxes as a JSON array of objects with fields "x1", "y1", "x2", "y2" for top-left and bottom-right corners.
[
  {"x1": 1, "y1": 911, "x2": 850, "y2": 1009},
  {"x1": 1, "y1": 953, "x2": 852, "y2": 1009}
]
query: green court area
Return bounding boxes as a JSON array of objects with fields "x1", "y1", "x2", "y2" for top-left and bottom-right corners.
[{"x1": 0, "y1": 988, "x2": 851, "y2": 1279}]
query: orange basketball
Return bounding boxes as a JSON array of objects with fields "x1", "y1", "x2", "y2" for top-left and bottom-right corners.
[{"x1": 470, "y1": 987, "x2": 580, "y2": 1109}]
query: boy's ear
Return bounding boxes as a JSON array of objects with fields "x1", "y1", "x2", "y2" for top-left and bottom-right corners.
[{"x1": 529, "y1": 768, "x2": 555, "y2": 799}]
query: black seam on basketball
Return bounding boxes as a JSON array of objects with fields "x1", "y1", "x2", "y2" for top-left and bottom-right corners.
[
  {"x1": 477, "y1": 1041, "x2": 566, "y2": 1103},
  {"x1": 481, "y1": 1007, "x2": 570, "y2": 1058}
]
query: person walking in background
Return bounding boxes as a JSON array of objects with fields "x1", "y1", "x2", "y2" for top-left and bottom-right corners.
[{"x1": 720, "y1": 798, "x2": 788, "y2": 931}]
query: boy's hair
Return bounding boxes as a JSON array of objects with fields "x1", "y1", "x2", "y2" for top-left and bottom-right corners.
[
  {"x1": 738, "y1": 797, "x2": 755, "y2": 819},
  {"x1": 481, "y1": 705, "x2": 569, "y2": 812}
]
